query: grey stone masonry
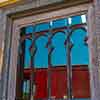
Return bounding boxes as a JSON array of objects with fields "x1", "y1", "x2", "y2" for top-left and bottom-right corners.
[
  {"x1": 87, "y1": 0, "x2": 100, "y2": 98},
  {"x1": 95, "y1": 0, "x2": 100, "y2": 85},
  {"x1": 95, "y1": 0, "x2": 100, "y2": 87}
]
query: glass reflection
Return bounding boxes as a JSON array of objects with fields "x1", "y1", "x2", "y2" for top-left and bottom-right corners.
[
  {"x1": 24, "y1": 39, "x2": 32, "y2": 68},
  {"x1": 71, "y1": 29, "x2": 89, "y2": 65},
  {"x1": 34, "y1": 36, "x2": 48, "y2": 68},
  {"x1": 51, "y1": 32, "x2": 67, "y2": 66}
]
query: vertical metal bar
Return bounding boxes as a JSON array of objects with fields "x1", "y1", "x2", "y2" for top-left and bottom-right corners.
[
  {"x1": 48, "y1": 51, "x2": 51, "y2": 99},
  {"x1": 47, "y1": 21, "x2": 53, "y2": 99},
  {"x1": 18, "y1": 28, "x2": 25, "y2": 99},
  {"x1": 67, "y1": 26, "x2": 73, "y2": 100},
  {"x1": 30, "y1": 27, "x2": 36, "y2": 100},
  {"x1": 30, "y1": 55, "x2": 34, "y2": 100},
  {"x1": 67, "y1": 39, "x2": 72, "y2": 100}
]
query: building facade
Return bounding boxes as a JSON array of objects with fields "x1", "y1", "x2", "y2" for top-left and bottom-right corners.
[{"x1": 0, "y1": 0, "x2": 100, "y2": 100}]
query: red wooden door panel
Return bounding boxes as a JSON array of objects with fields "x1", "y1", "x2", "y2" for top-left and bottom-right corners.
[
  {"x1": 72, "y1": 66, "x2": 90, "y2": 98},
  {"x1": 23, "y1": 66, "x2": 90, "y2": 99},
  {"x1": 34, "y1": 69, "x2": 48, "y2": 99},
  {"x1": 51, "y1": 68, "x2": 67, "y2": 98}
]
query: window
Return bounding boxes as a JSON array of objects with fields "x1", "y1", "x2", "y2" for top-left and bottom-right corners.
[
  {"x1": 18, "y1": 14, "x2": 90, "y2": 100},
  {"x1": 70, "y1": 15, "x2": 89, "y2": 65},
  {"x1": 20, "y1": 14, "x2": 88, "y2": 68}
]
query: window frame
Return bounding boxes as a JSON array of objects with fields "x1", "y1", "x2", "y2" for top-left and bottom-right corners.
[{"x1": 7, "y1": 3, "x2": 92, "y2": 100}]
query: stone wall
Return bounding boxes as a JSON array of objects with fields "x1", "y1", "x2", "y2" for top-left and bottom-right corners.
[
  {"x1": 88, "y1": 3, "x2": 100, "y2": 100},
  {"x1": 93, "y1": 0, "x2": 100, "y2": 99}
]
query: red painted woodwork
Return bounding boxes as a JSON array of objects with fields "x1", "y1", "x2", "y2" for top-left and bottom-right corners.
[
  {"x1": 34, "y1": 69, "x2": 48, "y2": 99},
  {"x1": 72, "y1": 66, "x2": 90, "y2": 98},
  {"x1": 51, "y1": 68, "x2": 67, "y2": 98},
  {"x1": 23, "y1": 65, "x2": 90, "y2": 99}
]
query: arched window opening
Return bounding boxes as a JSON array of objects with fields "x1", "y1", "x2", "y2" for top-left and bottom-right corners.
[
  {"x1": 34, "y1": 36, "x2": 48, "y2": 68},
  {"x1": 51, "y1": 32, "x2": 67, "y2": 66},
  {"x1": 71, "y1": 29, "x2": 89, "y2": 65}
]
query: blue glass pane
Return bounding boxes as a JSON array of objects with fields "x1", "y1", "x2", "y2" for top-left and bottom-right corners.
[
  {"x1": 24, "y1": 39, "x2": 32, "y2": 68},
  {"x1": 23, "y1": 80, "x2": 30, "y2": 93},
  {"x1": 52, "y1": 18, "x2": 68, "y2": 29},
  {"x1": 71, "y1": 15, "x2": 82, "y2": 25},
  {"x1": 35, "y1": 23, "x2": 49, "y2": 32},
  {"x1": 71, "y1": 29, "x2": 89, "y2": 65},
  {"x1": 34, "y1": 36, "x2": 48, "y2": 68},
  {"x1": 51, "y1": 31, "x2": 67, "y2": 66},
  {"x1": 26, "y1": 25, "x2": 34, "y2": 34}
]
